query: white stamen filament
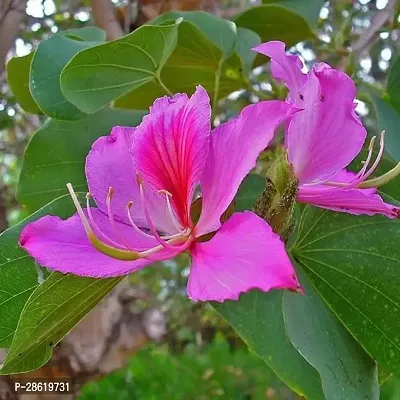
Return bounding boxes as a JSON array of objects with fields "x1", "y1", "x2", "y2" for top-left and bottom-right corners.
[
  {"x1": 86, "y1": 193, "x2": 123, "y2": 248},
  {"x1": 139, "y1": 179, "x2": 190, "y2": 251},
  {"x1": 158, "y1": 189, "x2": 186, "y2": 235}
]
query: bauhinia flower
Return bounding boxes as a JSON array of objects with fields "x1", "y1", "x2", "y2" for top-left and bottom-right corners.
[
  {"x1": 254, "y1": 41, "x2": 400, "y2": 218},
  {"x1": 20, "y1": 86, "x2": 301, "y2": 302}
]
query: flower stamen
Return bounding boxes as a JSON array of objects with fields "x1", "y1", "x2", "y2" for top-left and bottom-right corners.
[{"x1": 66, "y1": 183, "x2": 141, "y2": 261}]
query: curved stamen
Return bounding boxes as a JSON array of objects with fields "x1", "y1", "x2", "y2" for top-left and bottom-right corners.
[
  {"x1": 106, "y1": 187, "x2": 134, "y2": 250},
  {"x1": 358, "y1": 161, "x2": 400, "y2": 189},
  {"x1": 66, "y1": 183, "x2": 141, "y2": 261},
  {"x1": 86, "y1": 193, "x2": 123, "y2": 248},
  {"x1": 354, "y1": 135, "x2": 376, "y2": 180},
  {"x1": 126, "y1": 201, "x2": 154, "y2": 238},
  {"x1": 158, "y1": 189, "x2": 186, "y2": 234},
  {"x1": 138, "y1": 178, "x2": 190, "y2": 251}
]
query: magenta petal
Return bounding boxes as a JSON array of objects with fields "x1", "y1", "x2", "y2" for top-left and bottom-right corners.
[
  {"x1": 196, "y1": 100, "x2": 297, "y2": 236},
  {"x1": 253, "y1": 41, "x2": 306, "y2": 96},
  {"x1": 20, "y1": 209, "x2": 178, "y2": 278},
  {"x1": 287, "y1": 67, "x2": 367, "y2": 184},
  {"x1": 298, "y1": 171, "x2": 400, "y2": 218},
  {"x1": 187, "y1": 211, "x2": 300, "y2": 302},
  {"x1": 86, "y1": 126, "x2": 176, "y2": 234},
  {"x1": 132, "y1": 86, "x2": 211, "y2": 227}
]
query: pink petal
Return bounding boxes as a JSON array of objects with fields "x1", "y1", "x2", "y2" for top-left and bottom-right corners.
[
  {"x1": 187, "y1": 211, "x2": 300, "y2": 302},
  {"x1": 286, "y1": 67, "x2": 367, "y2": 184},
  {"x1": 20, "y1": 209, "x2": 179, "y2": 278},
  {"x1": 132, "y1": 86, "x2": 211, "y2": 228},
  {"x1": 86, "y1": 126, "x2": 176, "y2": 234},
  {"x1": 196, "y1": 100, "x2": 297, "y2": 236},
  {"x1": 298, "y1": 170, "x2": 400, "y2": 218},
  {"x1": 253, "y1": 41, "x2": 306, "y2": 97}
]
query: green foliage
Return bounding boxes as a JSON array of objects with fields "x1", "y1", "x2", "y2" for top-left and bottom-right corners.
[
  {"x1": 60, "y1": 21, "x2": 180, "y2": 113},
  {"x1": 387, "y1": 54, "x2": 400, "y2": 113},
  {"x1": 6, "y1": 53, "x2": 41, "y2": 114},
  {"x1": 80, "y1": 335, "x2": 291, "y2": 400},
  {"x1": 0, "y1": 195, "x2": 73, "y2": 348},
  {"x1": 291, "y1": 207, "x2": 400, "y2": 378}
]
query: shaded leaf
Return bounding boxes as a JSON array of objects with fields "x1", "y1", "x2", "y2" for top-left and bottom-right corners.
[
  {"x1": 388, "y1": 54, "x2": 400, "y2": 113},
  {"x1": 30, "y1": 34, "x2": 99, "y2": 120},
  {"x1": 235, "y1": 174, "x2": 265, "y2": 211},
  {"x1": 0, "y1": 195, "x2": 74, "y2": 347},
  {"x1": 291, "y1": 206, "x2": 400, "y2": 378},
  {"x1": 370, "y1": 94, "x2": 400, "y2": 161},
  {"x1": 235, "y1": 5, "x2": 315, "y2": 48},
  {"x1": 215, "y1": 291, "x2": 325, "y2": 399},
  {"x1": 6, "y1": 53, "x2": 41, "y2": 114},
  {"x1": 64, "y1": 26, "x2": 106, "y2": 42},
  {"x1": 283, "y1": 267, "x2": 379, "y2": 400},
  {"x1": 0, "y1": 273, "x2": 122, "y2": 374},
  {"x1": 61, "y1": 20, "x2": 180, "y2": 113}
]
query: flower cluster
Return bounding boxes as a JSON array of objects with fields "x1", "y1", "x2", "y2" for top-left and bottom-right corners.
[{"x1": 20, "y1": 41, "x2": 399, "y2": 302}]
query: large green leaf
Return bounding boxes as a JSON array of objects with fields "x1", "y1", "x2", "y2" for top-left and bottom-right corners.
[
  {"x1": 0, "y1": 273, "x2": 122, "y2": 374},
  {"x1": 30, "y1": 33, "x2": 101, "y2": 121},
  {"x1": 0, "y1": 195, "x2": 74, "y2": 348},
  {"x1": 235, "y1": 4, "x2": 315, "y2": 48},
  {"x1": 381, "y1": 375, "x2": 400, "y2": 400},
  {"x1": 64, "y1": 26, "x2": 106, "y2": 42},
  {"x1": 262, "y1": 0, "x2": 324, "y2": 28},
  {"x1": 60, "y1": 21, "x2": 180, "y2": 114},
  {"x1": 283, "y1": 268, "x2": 379, "y2": 399},
  {"x1": 370, "y1": 94, "x2": 400, "y2": 161},
  {"x1": 116, "y1": 13, "x2": 252, "y2": 110},
  {"x1": 291, "y1": 206, "x2": 400, "y2": 377},
  {"x1": 388, "y1": 54, "x2": 400, "y2": 113},
  {"x1": 215, "y1": 291, "x2": 325, "y2": 399},
  {"x1": 6, "y1": 53, "x2": 41, "y2": 114},
  {"x1": 17, "y1": 108, "x2": 145, "y2": 212}
]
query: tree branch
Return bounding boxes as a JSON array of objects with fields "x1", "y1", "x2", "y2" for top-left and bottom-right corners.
[
  {"x1": 0, "y1": 0, "x2": 27, "y2": 74},
  {"x1": 90, "y1": 0, "x2": 123, "y2": 40},
  {"x1": 352, "y1": 0, "x2": 397, "y2": 57}
]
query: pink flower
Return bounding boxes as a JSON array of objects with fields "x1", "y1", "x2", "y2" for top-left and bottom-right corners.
[
  {"x1": 20, "y1": 86, "x2": 301, "y2": 302},
  {"x1": 254, "y1": 41, "x2": 400, "y2": 219}
]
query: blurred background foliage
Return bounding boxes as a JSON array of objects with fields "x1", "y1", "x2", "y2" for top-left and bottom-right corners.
[{"x1": 0, "y1": 0, "x2": 399, "y2": 398}]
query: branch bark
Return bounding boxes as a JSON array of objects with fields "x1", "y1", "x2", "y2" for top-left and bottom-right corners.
[
  {"x1": 352, "y1": 0, "x2": 397, "y2": 57},
  {"x1": 90, "y1": 0, "x2": 123, "y2": 40},
  {"x1": 0, "y1": 0, "x2": 27, "y2": 74}
]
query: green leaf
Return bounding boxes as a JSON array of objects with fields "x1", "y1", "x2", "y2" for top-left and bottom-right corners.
[
  {"x1": 60, "y1": 21, "x2": 180, "y2": 114},
  {"x1": 262, "y1": 0, "x2": 324, "y2": 28},
  {"x1": 235, "y1": 174, "x2": 265, "y2": 211},
  {"x1": 235, "y1": 27, "x2": 261, "y2": 75},
  {"x1": 388, "y1": 54, "x2": 400, "y2": 113},
  {"x1": 63, "y1": 26, "x2": 106, "y2": 42},
  {"x1": 17, "y1": 108, "x2": 145, "y2": 212},
  {"x1": 283, "y1": 268, "x2": 379, "y2": 400},
  {"x1": 0, "y1": 273, "x2": 122, "y2": 374},
  {"x1": 151, "y1": 11, "x2": 236, "y2": 57},
  {"x1": 370, "y1": 94, "x2": 400, "y2": 161},
  {"x1": 6, "y1": 53, "x2": 41, "y2": 114},
  {"x1": 235, "y1": 5, "x2": 315, "y2": 48},
  {"x1": 30, "y1": 34, "x2": 100, "y2": 121},
  {"x1": 381, "y1": 375, "x2": 400, "y2": 400},
  {"x1": 215, "y1": 291, "x2": 325, "y2": 399},
  {"x1": 115, "y1": 13, "x2": 250, "y2": 110},
  {"x1": 0, "y1": 195, "x2": 74, "y2": 348},
  {"x1": 291, "y1": 206, "x2": 400, "y2": 378}
]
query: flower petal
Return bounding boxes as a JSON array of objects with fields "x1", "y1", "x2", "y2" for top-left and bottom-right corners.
[
  {"x1": 196, "y1": 100, "x2": 297, "y2": 236},
  {"x1": 298, "y1": 170, "x2": 400, "y2": 218},
  {"x1": 86, "y1": 126, "x2": 176, "y2": 234},
  {"x1": 253, "y1": 41, "x2": 306, "y2": 97},
  {"x1": 132, "y1": 86, "x2": 211, "y2": 228},
  {"x1": 187, "y1": 211, "x2": 300, "y2": 302},
  {"x1": 20, "y1": 209, "x2": 178, "y2": 278},
  {"x1": 286, "y1": 67, "x2": 367, "y2": 184}
]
